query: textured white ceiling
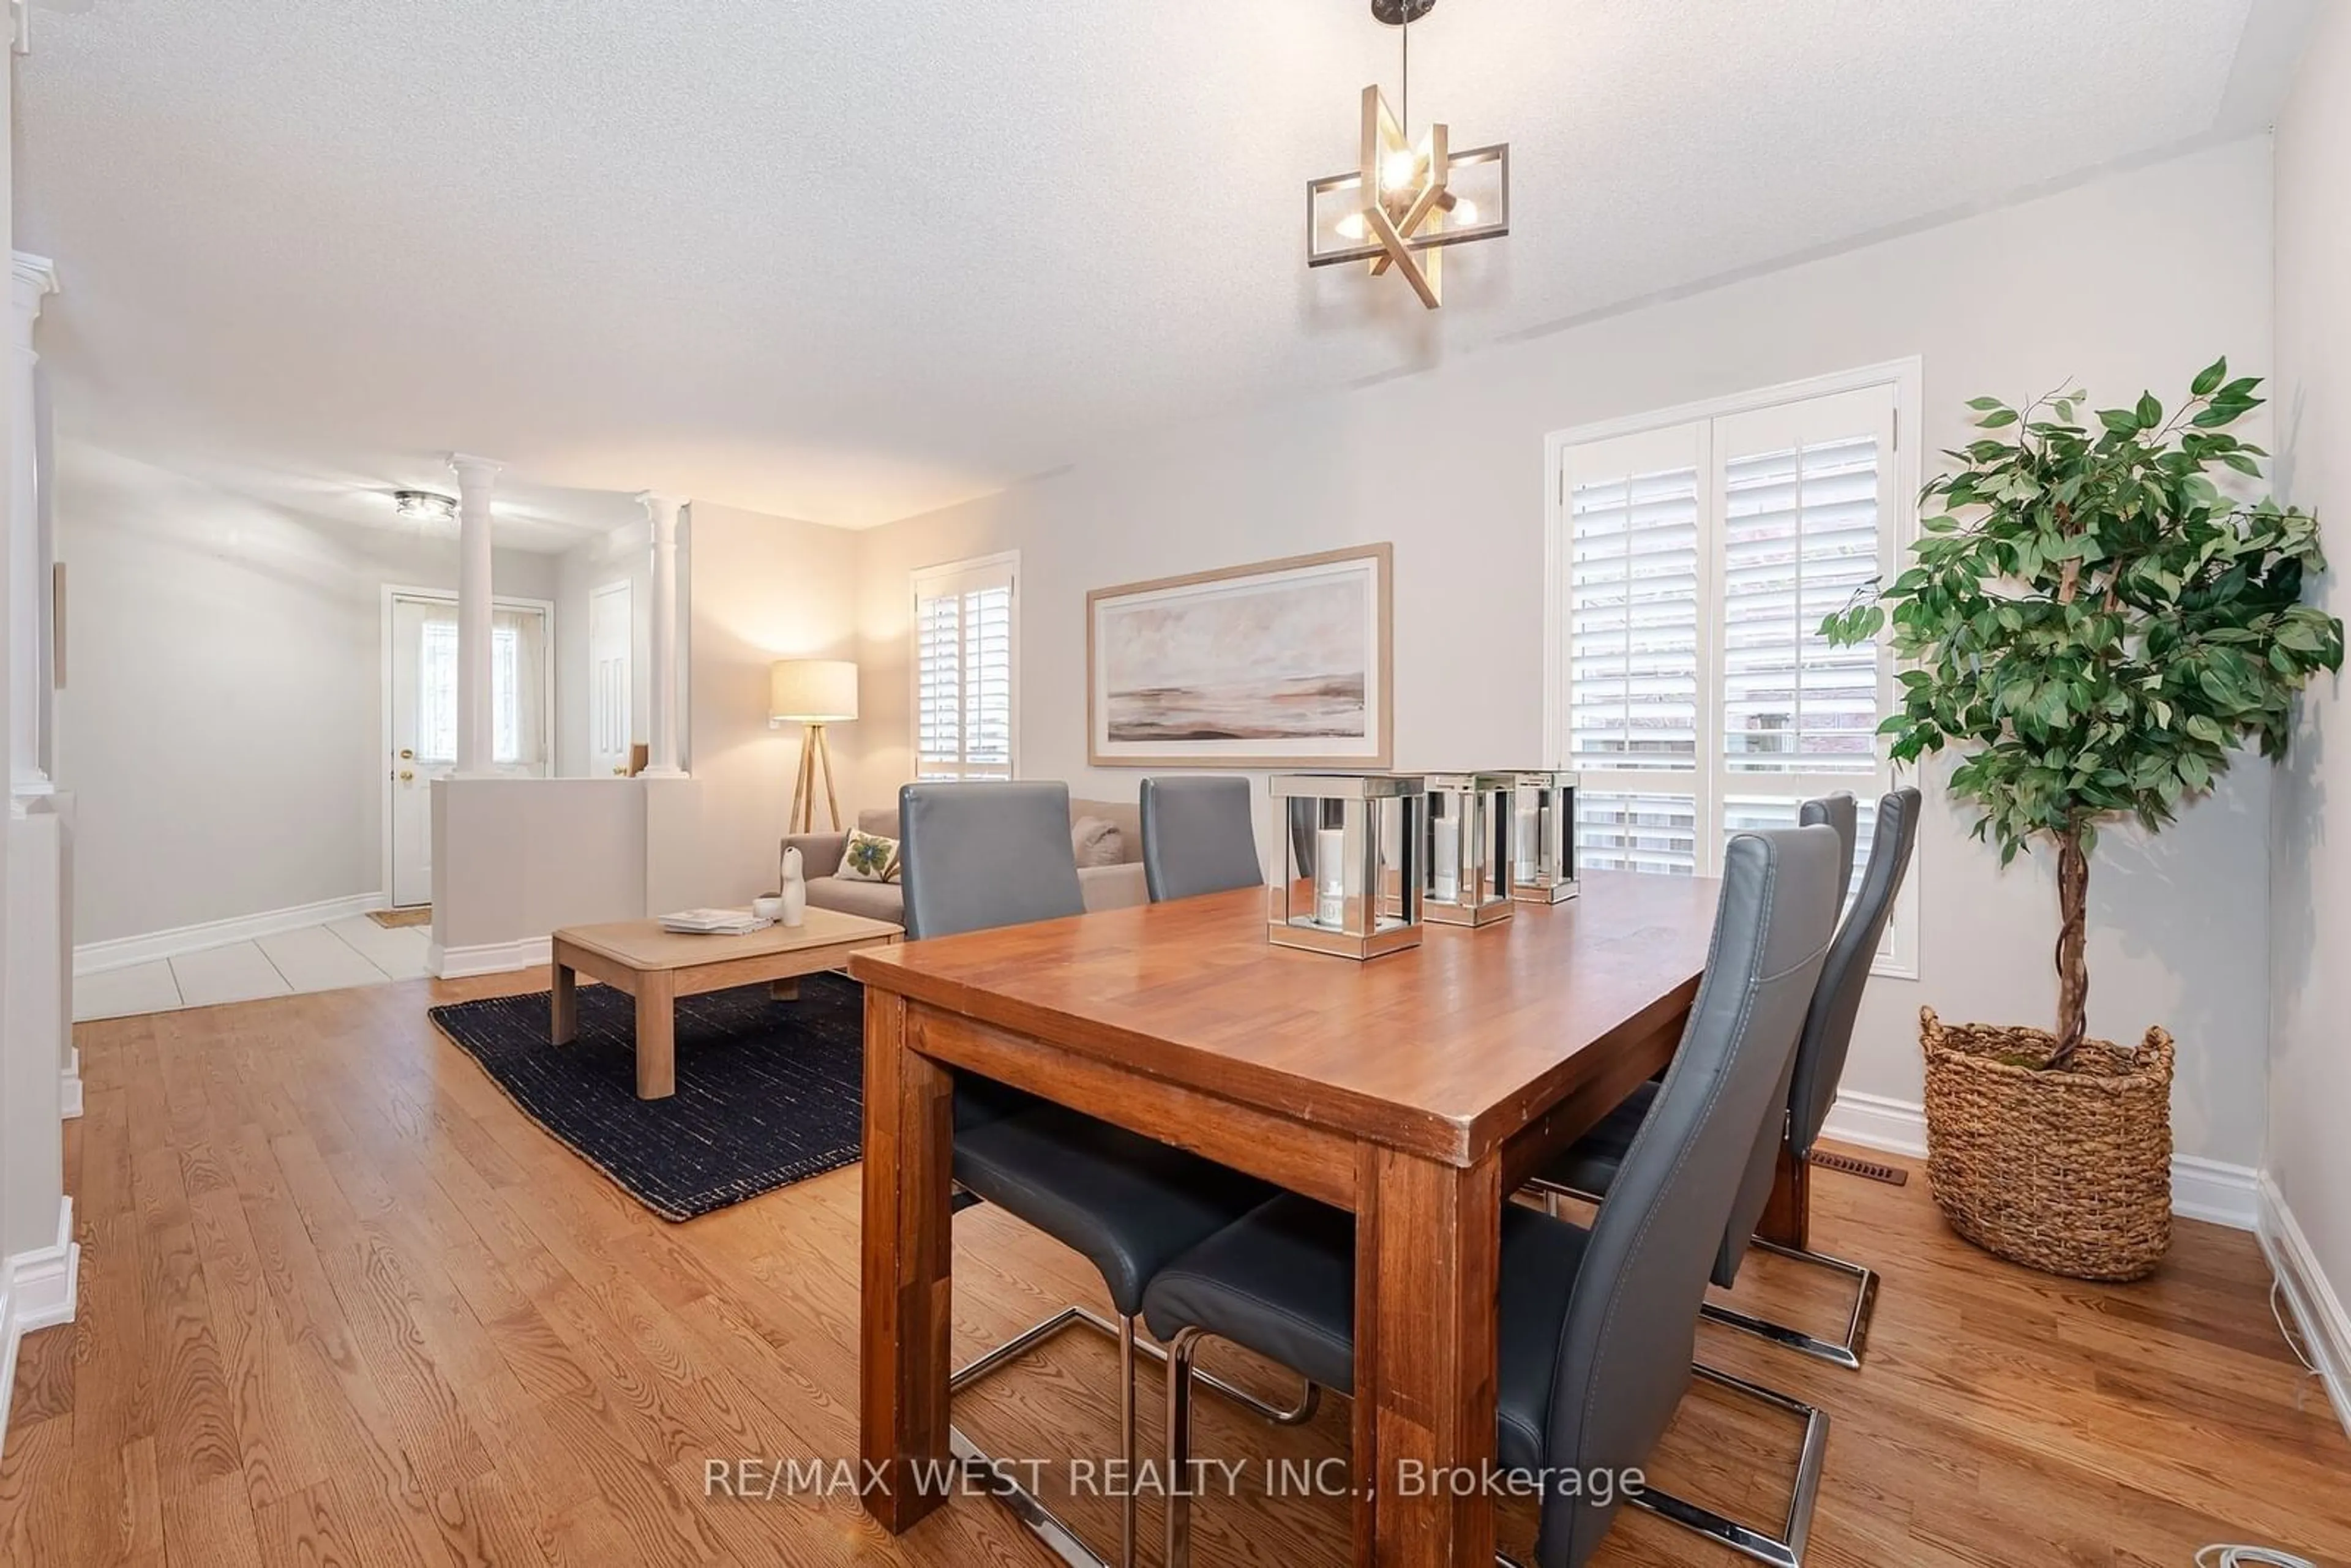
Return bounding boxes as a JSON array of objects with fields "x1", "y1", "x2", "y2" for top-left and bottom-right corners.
[{"x1": 17, "y1": 0, "x2": 2298, "y2": 539}]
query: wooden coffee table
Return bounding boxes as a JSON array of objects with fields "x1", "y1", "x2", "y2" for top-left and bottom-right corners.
[{"x1": 549, "y1": 907, "x2": 903, "y2": 1098}]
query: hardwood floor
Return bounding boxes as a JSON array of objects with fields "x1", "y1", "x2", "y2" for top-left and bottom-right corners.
[{"x1": 3, "y1": 971, "x2": 2347, "y2": 1567}]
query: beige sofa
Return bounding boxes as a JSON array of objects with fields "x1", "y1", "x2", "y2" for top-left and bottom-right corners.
[{"x1": 782, "y1": 797, "x2": 1148, "y2": 926}]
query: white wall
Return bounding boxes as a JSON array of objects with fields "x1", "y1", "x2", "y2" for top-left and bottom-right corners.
[
  {"x1": 438, "y1": 495, "x2": 862, "y2": 961},
  {"x1": 54, "y1": 442, "x2": 558, "y2": 943},
  {"x1": 2268, "y1": 3, "x2": 2351, "y2": 1356},
  {"x1": 0, "y1": 37, "x2": 72, "y2": 1393},
  {"x1": 419, "y1": 501, "x2": 860, "y2": 967},
  {"x1": 430, "y1": 776, "x2": 646, "y2": 957},
  {"x1": 0, "y1": 34, "x2": 35, "y2": 1276},
  {"x1": 857, "y1": 137, "x2": 2281, "y2": 1169},
  {"x1": 4, "y1": 809, "x2": 64, "y2": 1257},
  {"x1": 666, "y1": 501, "x2": 860, "y2": 909}
]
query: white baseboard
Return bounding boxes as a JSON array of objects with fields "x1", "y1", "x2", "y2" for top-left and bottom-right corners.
[
  {"x1": 1821, "y1": 1090, "x2": 2261, "y2": 1231},
  {"x1": 428, "y1": 934, "x2": 552, "y2": 980},
  {"x1": 0, "y1": 1198, "x2": 78, "y2": 1462},
  {"x1": 59, "y1": 1047, "x2": 80, "y2": 1120},
  {"x1": 1819, "y1": 1089, "x2": 1929, "y2": 1158},
  {"x1": 2169, "y1": 1154, "x2": 2263, "y2": 1230},
  {"x1": 74, "y1": 891, "x2": 389, "y2": 975},
  {"x1": 2257, "y1": 1176, "x2": 2351, "y2": 1439}
]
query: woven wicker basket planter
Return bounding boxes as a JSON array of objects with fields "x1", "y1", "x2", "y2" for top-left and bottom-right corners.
[{"x1": 1919, "y1": 1007, "x2": 2175, "y2": 1281}]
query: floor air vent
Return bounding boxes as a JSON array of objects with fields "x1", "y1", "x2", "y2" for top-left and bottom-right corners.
[{"x1": 1812, "y1": 1150, "x2": 1908, "y2": 1185}]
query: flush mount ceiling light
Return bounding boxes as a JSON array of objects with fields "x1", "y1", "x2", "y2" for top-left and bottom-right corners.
[
  {"x1": 392, "y1": 489, "x2": 458, "y2": 525},
  {"x1": 1307, "y1": 0, "x2": 1510, "y2": 309}
]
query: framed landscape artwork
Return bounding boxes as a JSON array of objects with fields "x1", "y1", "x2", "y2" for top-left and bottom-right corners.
[{"x1": 1086, "y1": 544, "x2": 1392, "y2": 767}]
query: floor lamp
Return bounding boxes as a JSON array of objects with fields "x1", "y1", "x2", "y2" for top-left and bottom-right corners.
[{"x1": 769, "y1": 658, "x2": 859, "y2": 834}]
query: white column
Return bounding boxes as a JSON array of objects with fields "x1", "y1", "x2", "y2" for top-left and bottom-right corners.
[
  {"x1": 8, "y1": 253, "x2": 53, "y2": 812},
  {"x1": 637, "y1": 492, "x2": 686, "y2": 777},
  {"x1": 448, "y1": 454, "x2": 501, "y2": 776}
]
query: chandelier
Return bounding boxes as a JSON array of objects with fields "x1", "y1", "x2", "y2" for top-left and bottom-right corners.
[{"x1": 1307, "y1": 0, "x2": 1510, "y2": 309}]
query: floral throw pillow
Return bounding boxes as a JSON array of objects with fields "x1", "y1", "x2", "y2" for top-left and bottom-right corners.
[{"x1": 839, "y1": 827, "x2": 902, "y2": 883}]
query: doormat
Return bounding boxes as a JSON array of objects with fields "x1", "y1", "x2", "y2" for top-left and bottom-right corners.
[{"x1": 370, "y1": 906, "x2": 432, "y2": 929}]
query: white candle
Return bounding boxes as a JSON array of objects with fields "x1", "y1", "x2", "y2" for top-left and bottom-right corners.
[
  {"x1": 1315, "y1": 827, "x2": 1346, "y2": 926},
  {"x1": 1433, "y1": 812, "x2": 1460, "y2": 903}
]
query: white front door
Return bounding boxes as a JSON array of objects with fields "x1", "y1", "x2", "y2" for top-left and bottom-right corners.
[
  {"x1": 387, "y1": 591, "x2": 552, "y2": 907},
  {"x1": 589, "y1": 579, "x2": 634, "y2": 777},
  {"x1": 389, "y1": 595, "x2": 455, "y2": 907}
]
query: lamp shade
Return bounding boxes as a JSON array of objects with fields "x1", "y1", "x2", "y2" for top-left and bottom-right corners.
[{"x1": 769, "y1": 659, "x2": 860, "y2": 723}]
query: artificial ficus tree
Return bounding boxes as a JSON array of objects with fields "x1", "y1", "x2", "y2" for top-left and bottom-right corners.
[{"x1": 1821, "y1": 359, "x2": 2344, "y2": 1066}]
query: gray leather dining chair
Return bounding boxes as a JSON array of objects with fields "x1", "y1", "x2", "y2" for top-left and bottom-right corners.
[
  {"x1": 1571, "y1": 792, "x2": 1852, "y2": 1225},
  {"x1": 1713, "y1": 786, "x2": 1922, "y2": 1367},
  {"x1": 1142, "y1": 824, "x2": 1843, "y2": 1568},
  {"x1": 900, "y1": 779, "x2": 1079, "y2": 1133},
  {"x1": 897, "y1": 780, "x2": 1312, "y2": 1568},
  {"x1": 1805, "y1": 792, "x2": 1859, "y2": 911},
  {"x1": 1540, "y1": 790, "x2": 1850, "y2": 1240},
  {"x1": 1701, "y1": 792, "x2": 1853, "y2": 1302},
  {"x1": 1139, "y1": 776, "x2": 1264, "y2": 902},
  {"x1": 1533, "y1": 788, "x2": 1920, "y2": 1375}
]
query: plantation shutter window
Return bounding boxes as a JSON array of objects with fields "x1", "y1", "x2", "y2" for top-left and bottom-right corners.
[
  {"x1": 1554, "y1": 378, "x2": 1916, "y2": 975},
  {"x1": 1563, "y1": 422, "x2": 1705, "y2": 874},
  {"x1": 913, "y1": 555, "x2": 1019, "y2": 781}
]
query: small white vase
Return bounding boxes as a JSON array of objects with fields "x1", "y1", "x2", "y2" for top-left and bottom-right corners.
[{"x1": 779, "y1": 847, "x2": 808, "y2": 927}]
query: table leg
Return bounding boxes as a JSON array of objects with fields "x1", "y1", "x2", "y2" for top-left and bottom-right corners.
[
  {"x1": 770, "y1": 978, "x2": 801, "y2": 1002},
  {"x1": 1756, "y1": 1144, "x2": 1810, "y2": 1251},
  {"x1": 1351, "y1": 1144, "x2": 1501, "y2": 1567},
  {"x1": 550, "y1": 959, "x2": 577, "y2": 1045},
  {"x1": 634, "y1": 971, "x2": 676, "y2": 1099},
  {"x1": 860, "y1": 988, "x2": 954, "y2": 1532}
]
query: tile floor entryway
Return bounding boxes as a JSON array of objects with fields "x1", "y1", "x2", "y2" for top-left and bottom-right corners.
[{"x1": 72, "y1": 913, "x2": 431, "y2": 1021}]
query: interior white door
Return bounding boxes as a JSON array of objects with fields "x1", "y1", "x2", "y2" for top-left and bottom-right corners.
[
  {"x1": 388, "y1": 595, "x2": 456, "y2": 907},
  {"x1": 589, "y1": 579, "x2": 634, "y2": 778}
]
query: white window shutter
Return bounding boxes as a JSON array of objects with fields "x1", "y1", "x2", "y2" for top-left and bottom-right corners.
[
  {"x1": 1553, "y1": 377, "x2": 1915, "y2": 972},
  {"x1": 913, "y1": 557, "x2": 1019, "y2": 781},
  {"x1": 1716, "y1": 389, "x2": 1893, "y2": 782},
  {"x1": 1562, "y1": 423, "x2": 1706, "y2": 875}
]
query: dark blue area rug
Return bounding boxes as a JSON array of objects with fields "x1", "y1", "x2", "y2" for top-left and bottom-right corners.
[{"x1": 429, "y1": 973, "x2": 871, "y2": 1221}]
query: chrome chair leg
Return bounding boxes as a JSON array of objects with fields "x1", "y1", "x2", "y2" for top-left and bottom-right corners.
[
  {"x1": 1162, "y1": 1325, "x2": 1543, "y2": 1568},
  {"x1": 1524, "y1": 1176, "x2": 1603, "y2": 1208},
  {"x1": 953, "y1": 1307, "x2": 1319, "y2": 1568},
  {"x1": 1700, "y1": 1240, "x2": 1878, "y2": 1371},
  {"x1": 1163, "y1": 1329, "x2": 1824, "y2": 1568},
  {"x1": 1525, "y1": 1179, "x2": 1879, "y2": 1372},
  {"x1": 1627, "y1": 1364, "x2": 1829, "y2": 1568},
  {"x1": 950, "y1": 1424, "x2": 1109, "y2": 1568},
  {"x1": 952, "y1": 1302, "x2": 1320, "y2": 1425},
  {"x1": 1163, "y1": 1327, "x2": 1205, "y2": 1568},
  {"x1": 1117, "y1": 1315, "x2": 1138, "y2": 1568},
  {"x1": 950, "y1": 1310, "x2": 1142, "y2": 1568}
]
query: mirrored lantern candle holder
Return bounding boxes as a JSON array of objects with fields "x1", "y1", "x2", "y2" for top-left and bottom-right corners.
[
  {"x1": 1509, "y1": 770, "x2": 1580, "y2": 904},
  {"x1": 1423, "y1": 773, "x2": 1515, "y2": 928},
  {"x1": 1267, "y1": 773, "x2": 1428, "y2": 960}
]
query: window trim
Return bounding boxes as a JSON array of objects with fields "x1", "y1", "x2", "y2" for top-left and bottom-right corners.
[
  {"x1": 909, "y1": 550, "x2": 1022, "y2": 782},
  {"x1": 1540, "y1": 359, "x2": 1924, "y2": 979}
]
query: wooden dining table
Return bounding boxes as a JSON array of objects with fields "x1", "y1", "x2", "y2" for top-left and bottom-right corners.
[{"x1": 850, "y1": 870, "x2": 1723, "y2": 1568}]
